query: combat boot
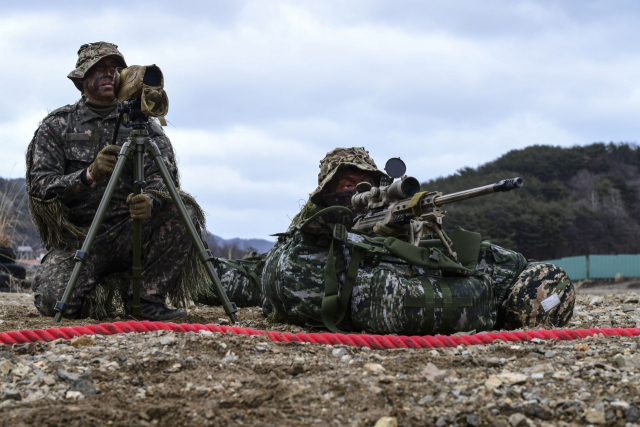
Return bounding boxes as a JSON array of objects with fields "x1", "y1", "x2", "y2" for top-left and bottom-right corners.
[{"x1": 125, "y1": 298, "x2": 187, "y2": 321}]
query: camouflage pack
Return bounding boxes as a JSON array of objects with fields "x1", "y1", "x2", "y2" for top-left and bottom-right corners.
[{"x1": 261, "y1": 207, "x2": 498, "y2": 334}]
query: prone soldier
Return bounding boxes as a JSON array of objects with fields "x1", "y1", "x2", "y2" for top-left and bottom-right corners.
[{"x1": 204, "y1": 147, "x2": 575, "y2": 334}]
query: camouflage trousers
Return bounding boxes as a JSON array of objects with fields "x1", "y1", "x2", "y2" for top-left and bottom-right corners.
[
  {"x1": 194, "y1": 257, "x2": 263, "y2": 308},
  {"x1": 33, "y1": 203, "x2": 196, "y2": 318}
]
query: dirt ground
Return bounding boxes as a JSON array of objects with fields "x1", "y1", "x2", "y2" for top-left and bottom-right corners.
[{"x1": 1, "y1": 286, "x2": 640, "y2": 427}]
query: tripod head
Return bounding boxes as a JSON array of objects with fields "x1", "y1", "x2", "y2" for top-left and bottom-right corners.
[{"x1": 118, "y1": 99, "x2": 149, "y2": 130}]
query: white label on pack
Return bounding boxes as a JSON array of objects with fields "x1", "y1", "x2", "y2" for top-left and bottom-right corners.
[
  {"x1": 541, "y1": 294, "x2": 561, "y2": 312},
  {"x1": 347, "y1": 233, "x2": 364, "y2": 243}
]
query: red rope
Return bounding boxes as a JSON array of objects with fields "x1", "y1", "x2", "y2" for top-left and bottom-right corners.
[{"x1": 1, "y1": 321, "x2": 638, "y2": 349}]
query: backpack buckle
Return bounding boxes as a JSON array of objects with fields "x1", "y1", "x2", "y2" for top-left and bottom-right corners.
[{"x1": 333, "y1": 224, "x2": 347, "y2": 242}]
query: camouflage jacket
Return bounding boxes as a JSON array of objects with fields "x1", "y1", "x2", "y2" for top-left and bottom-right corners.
[{"x1": 27, "y1": 97, "x2": 180, "y2": 249}]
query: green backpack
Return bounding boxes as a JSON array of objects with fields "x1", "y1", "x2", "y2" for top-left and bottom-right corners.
[{"x1": 262, "y1": 206, "x2": 497, "y2": 335}]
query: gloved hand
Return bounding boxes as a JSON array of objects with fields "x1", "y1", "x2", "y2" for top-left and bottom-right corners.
[
  {"x1": 126, "y1": 193, "x2": 153, "y2": 220},
  {"x1": 87, "y1": 145, "x2": 120, "y2": 183}
]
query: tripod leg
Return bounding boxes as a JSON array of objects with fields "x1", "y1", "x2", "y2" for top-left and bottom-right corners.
[
  {"x1": 145, "y1": 141, "x2": 238, "y2": 324},
  {"x1": 54, "y1": 141, "x2": 135, "y2": 322},
  {"x1": 131, "y1": 141, "x2": 146, "y2": 320}
]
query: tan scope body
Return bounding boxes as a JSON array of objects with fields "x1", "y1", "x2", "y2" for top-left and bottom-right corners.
[{"x1": 351, "y1": 176, "x2": 421, "y2": 210}]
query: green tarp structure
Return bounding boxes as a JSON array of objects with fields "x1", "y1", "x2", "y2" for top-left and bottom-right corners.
[{"x1": 545, "y1": 254, "x2": 640, "y2": 280}]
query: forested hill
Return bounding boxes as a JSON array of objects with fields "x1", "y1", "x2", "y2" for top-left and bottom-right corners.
[{"x1": 420, "y1": 143, "x2": 640, "y2": 261}]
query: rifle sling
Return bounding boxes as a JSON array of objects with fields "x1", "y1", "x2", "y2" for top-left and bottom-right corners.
[{"x1": 320, "y1": 230, "x2": 365, "y2": 333}]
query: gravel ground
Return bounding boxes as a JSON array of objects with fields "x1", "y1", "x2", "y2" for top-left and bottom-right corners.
[{"x1": 0, "y1": 290, "x2": 640, "y2": 427}]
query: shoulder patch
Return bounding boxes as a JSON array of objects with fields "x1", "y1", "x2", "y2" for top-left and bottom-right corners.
[{"x1": 42, "y1": 101, "x2": 79, "y2": 123}]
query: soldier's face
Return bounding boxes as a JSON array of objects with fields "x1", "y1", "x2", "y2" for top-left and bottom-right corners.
[
  {"x1": 321, "y1": 168, "x2": 377, "y2": 208},
  {"x1": 331, "y1": 170, "x2": 376, "y2": 193},
  {"x1": 82, "y1": 58, "x2": 121, "y2": 103}
]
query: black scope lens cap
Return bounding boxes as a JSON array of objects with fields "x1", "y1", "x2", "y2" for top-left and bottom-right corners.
[{"x1": 384, "y1": 157, "x2": 406, "y2": 179}]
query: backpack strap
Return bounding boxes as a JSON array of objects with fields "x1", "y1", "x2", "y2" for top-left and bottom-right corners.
[{"x1": 320, "y1": 233, "x2": 365, "y2": 333}]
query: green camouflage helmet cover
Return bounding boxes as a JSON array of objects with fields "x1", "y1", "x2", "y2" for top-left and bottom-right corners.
[
  {"x1": 67, "y1": 42, "x2": 127, "y2": 92},
  {"x1": 309, "y1": 147, "x2": 389, "y2": 206}
]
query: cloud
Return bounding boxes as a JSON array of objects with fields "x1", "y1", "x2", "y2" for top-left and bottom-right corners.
[{"x1": 1, "y1": 1, "x2": 639, "y2": 239}]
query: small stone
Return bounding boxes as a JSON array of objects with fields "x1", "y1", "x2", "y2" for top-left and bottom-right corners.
[
  {"x1": 508, "y1": 413, "x2": 529, "y2": 427},
  {"x1": 368, "y1": 385, "x2": 383, "y2": 394},
  {"x1": 65, "y1": 391, "x2": 84, "y2": 400},
  {"x1": 626, "y1": 405, "x2": 640, "y2": 423},
  {"x1": 68, "y1": 372, "x2": 97, "y2": 396},
  {"x1": 531, "y1": 373, "x2": 544, "y2": 380},
  {"x1": 255, "y1": 346, "x2": 267, "y2": 352},
  {"x1": 138, "y1": 411, "x2": 151, "y2": 421},
  {"x1": 544, "y1": 351, "x2": 556, "y2": 359},
  {"x1": 218, "y1": 318, "x2": 230, "y2": 325},
  {"x1": 573, "y1": 343, "x2": 589, "y2": 351},
  {"x1": 466, "y1": 413, "x2": 480, "y2": 427},
  {"x1": 622, "y1": 305, "x2": 636, "y2": 313},
  {"x1": 0, "y1": 360, "x2": 10, "y2": 374},
  {"x1": 422, "y1": 363, "x2": 446, "y2": 382},
  {"x1": 204, "y1": 411, "x2": 215, "y2": 419},
  {"x1": 435, "y1": 416, "x2": 447, "y2": 427},
  {"x1": 43, "y1": 375, "x2": 56, "y2": 386},
  {"x1": 623, "y1": 295, "x2": 639, "y2": 304},
  {"x1": 332, "y1": 348, "x2": 348, "y2": 358},
  {"x1": 221, "y1": 355, "x2": 239, "y2": 363},
  {"x1": 610, "y1": 401, "x2": 630, "y2": 409},
  {"x1": 373, "y1": 416, "x2": 397, "y2": 427},
  {"x1": 484, "y1": 357, "x2": 501, "y2": 367},
  {"x1": 198, "y1": 330, "x2": 214, "y2": 336},
  {"x1": 160, "y1": 336, "x2": 176, "y2": 346},
  {"x1": 523, "y1": 363, "x2": 553, "y2": 374},
  {"x1": 70, "y1": 335, "x2": 94, "y2": 348},
  {"x1": 57, "y1": 369, "x2": 79, "y2": 382},
  {"x1": 527, "y1": 404, "x2": 552, "y2": 420},
  {"x1": 11, "y1": 365, "x2": 29, "y2": 377},
  {"x1": 589, "y1": 296, "x2": 603, "y2": 306},
  {"x1": 585, "y1": 408, "x2": 606, "y2": 424},
  {"x1": 498, "y1": 372, "x2": 528, "y2": 385},
  {"x1": 183, "y1": 357, "x2": 195, "y2": 364},
  {"x1": 165, "y1": 363, "x2": 182, "y2": 373},
  {"x1": 1, "y1": 391, "x2": 21, "y2": 401},
  {"x1": 485, "y1": 376, "x2": 502, "y2": 391},
  {"x1": 341, "y1": 355, "x2": 351, "y2": 362},
  {"x1": 364, "y1": 363, "x2": 385, "y2": 373},
  {"x1": 552, "y1": 370, "x2": 570, "y2": 379}
]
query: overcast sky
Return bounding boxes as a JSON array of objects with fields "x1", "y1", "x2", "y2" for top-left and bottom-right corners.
[{"x1": 2, "y1": 1, "x2": 639, "y2": 240}]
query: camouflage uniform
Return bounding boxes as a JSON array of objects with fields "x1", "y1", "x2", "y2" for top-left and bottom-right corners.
[
  {"x1": 203, "y1": 147, "x2": 576, "y2": 334},
  {"x1": 27, "y1": 42, "x2": 205, "y2": 318},
  {"x1": 261, "y1": 147, "x2": 575, "y2": 334}
]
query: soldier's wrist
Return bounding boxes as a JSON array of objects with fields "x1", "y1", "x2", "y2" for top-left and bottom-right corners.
[{"x1": 81, "y1": 168, "x2": 93, "y2": 186}]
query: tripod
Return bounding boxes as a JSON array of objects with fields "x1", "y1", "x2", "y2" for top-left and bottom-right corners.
[{"x1": 53, "y1": 99, "x2": 238, "y2": 324}]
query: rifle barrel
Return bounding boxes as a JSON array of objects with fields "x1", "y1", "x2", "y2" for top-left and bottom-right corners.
[{"x1": 433, "y1": 177, "x2": 523, "y2": 207}]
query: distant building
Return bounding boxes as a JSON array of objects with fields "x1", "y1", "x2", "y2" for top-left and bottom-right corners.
[{"x1": 17, "y1": 246, "x2": 33, "y2": 260}]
